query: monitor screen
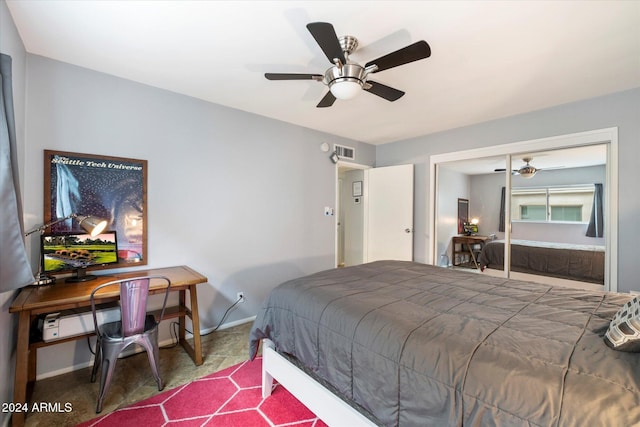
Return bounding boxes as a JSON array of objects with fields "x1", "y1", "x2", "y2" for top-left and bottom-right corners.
[{"x1": 41, "y1": 231, "x2": 119, "y2": 281}]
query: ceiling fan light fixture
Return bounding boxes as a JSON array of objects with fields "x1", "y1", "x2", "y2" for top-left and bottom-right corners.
[
  {"x1": 329, "y1": 78, "x2": 363, "y2": 100},
  {"x1": 325, "y1": 62, "x2": 367, "y2": 100},
  {"x1": 518, "y1": 165, "x2": 537, "y2": 178}
]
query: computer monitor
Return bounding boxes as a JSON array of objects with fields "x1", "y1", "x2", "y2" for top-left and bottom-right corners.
[{"x1": 41, "y1": 231, "x2": 119, "y2": 282}]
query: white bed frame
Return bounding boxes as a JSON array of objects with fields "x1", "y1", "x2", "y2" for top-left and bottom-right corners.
[{"x1": 261, "y1": 339, "x2": 377, "y2": 427}]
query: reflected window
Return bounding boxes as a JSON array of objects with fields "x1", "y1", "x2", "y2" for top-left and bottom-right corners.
[
  {"x1": 520, "y1": 205, "x2": 546, "y2": 220},
  {"x1": 512, "y1": 185, "x2": 594, "y2": 223}
]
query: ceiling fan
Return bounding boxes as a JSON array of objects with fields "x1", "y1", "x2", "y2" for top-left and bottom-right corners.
[
  {"x1": 494, "y1": 157, "x2": 563, "y2": 178},
  {"x1": 265, "y1": 22, "x2": 431, "y2": 108}
]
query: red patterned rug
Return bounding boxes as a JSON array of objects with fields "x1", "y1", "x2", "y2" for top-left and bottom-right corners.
[{"x1": 77, "y1": 358, "x2": 327, "y2": 426}]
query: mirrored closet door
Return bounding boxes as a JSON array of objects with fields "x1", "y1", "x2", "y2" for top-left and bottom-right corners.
[{"x1": 431, "y1": 128, "x2": 616, "y2": 292}]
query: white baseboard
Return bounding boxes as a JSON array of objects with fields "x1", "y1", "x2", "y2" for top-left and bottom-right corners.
[
  {"x1": 35, "y1": 316, "x2": 256, "y2": 380},
  {"x1": 198, "y1": 315, "x2": 256, "y2": 335},
  {"x1": 35, "y1": 336, "x2": 178, "y2": 380}
]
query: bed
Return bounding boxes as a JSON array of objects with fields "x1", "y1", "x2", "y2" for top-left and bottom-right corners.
[
  {"x1": 477, "y1": 239, "x2": 605, "y2": 285},
  {"x1": 249, "y1": 260, "x2": 639, "y2": 427}
]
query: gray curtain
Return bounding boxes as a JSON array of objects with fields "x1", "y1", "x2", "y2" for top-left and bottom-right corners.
[
  {"x1": 498, "y1": 186, "x2": 506, "y2": 232},
  {"x1": 586, "y1": 183, "x2": 604, "y2": 238},
  {"x1": 0, "y1": 53, "x2": 35, "y2": 292}
]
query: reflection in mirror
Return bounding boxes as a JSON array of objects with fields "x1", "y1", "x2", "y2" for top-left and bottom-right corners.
[
  {"x1": 457, "y1": 198, "x2": 469, "y2": 234},
  {"x1": 508, "y1": 145, "x2": 606, "y2": 290},
  {"x1": 432, "y1": 131, "x2": 616, "y2": 292}
]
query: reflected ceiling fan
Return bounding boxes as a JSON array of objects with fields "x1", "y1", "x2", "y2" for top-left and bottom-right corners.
[
  {"x1": 494, "y1": 157, "x2": 564, "y2": 178},
  {"x1": 265, "y1": 22, "x2": 431, "y2": 107}
]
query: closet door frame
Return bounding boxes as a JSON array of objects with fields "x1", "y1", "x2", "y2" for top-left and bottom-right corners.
[{"x1": 429, "y1": 127, "x2": 618, "y2": 292}]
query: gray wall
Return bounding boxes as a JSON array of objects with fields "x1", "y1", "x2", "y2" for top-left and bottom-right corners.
[
  {"x1": 19, "y1": 53, "x2": 375, "y2": 377},
  {"x1": 0, "y1": 0, "x2": 27, "y2": 423},
  {"x1": 377, "y1": 88, "x2": 640, "y2": 292}
]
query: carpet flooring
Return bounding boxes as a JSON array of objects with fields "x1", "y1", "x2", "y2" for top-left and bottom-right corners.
[
  {"x1": 76, "y1": 358, "x2": 327, "y2": 427},
  {"x1": 23, "y1": 322, "x2": 263, "y2": 426}
]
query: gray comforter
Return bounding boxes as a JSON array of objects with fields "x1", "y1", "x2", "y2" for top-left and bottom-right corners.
[{"x1": 249, "y1": 261, "x2": 639, "y2": 426}]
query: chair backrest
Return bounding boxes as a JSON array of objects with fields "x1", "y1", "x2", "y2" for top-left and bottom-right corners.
[{"x1": 90, "y1": 275, "x2": 171, "y2": 337}]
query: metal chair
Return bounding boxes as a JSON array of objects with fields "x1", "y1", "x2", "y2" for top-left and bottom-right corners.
[{"x1": 89, "y1": 275, "x2": 171, "y2": 413}]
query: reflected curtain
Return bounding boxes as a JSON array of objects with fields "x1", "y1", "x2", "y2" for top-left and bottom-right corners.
[
  {"x1": 586, "y1": 183, "x2": 604, "y2": 238},
  {"x1": 498, "y1": 186, "x2": 506, "y2": 232},
  {"x1": 0, "y1": 53, "x2": 35, "y2": 292}
]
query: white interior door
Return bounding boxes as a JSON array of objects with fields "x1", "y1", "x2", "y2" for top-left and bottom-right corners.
[{"x1": 364, "y1": 164, "x2": 414, "y2": 262}]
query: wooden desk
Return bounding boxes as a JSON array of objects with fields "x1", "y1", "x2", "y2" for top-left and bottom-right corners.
[
  {"x1": 452, "y1": 235, "x2": 489, "y2": 269},
  {"x1": 9, "y1": 265, "x2": 207, "y2": 427}
]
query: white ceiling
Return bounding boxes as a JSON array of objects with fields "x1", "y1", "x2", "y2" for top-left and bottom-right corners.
[{"x1": 6, "y1": 1, "x2": 640, "y2": 145}]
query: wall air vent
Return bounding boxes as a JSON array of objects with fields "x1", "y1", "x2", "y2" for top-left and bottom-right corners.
[{"x1": 334, "y1": 144, "x2": 355, "y2": 160}]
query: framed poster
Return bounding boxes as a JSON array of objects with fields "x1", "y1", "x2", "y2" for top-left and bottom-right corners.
[
  {"x1": 44, "y1": 150, "x2": 147, "y2": 267},
  {"x1": 457, "y1": 198, "x2": 469, "y2": 235}
]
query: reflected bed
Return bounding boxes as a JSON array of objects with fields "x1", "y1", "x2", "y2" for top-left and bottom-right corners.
[{"x1": 478, "y1": 239, "x2": 605, "y2": 285}]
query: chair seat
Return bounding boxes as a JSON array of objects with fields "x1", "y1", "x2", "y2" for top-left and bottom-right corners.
[{"x1": 100, "y1": 315, "x2": 158, "y2": 340}]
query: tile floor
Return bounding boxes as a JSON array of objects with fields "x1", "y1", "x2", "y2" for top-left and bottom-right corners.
[{"x1": 23, "y1": 322, "x2": 254, "y2": 427}]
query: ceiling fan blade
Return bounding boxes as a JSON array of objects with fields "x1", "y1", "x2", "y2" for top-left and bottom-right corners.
[
  {"x1": 317, "y1": 91, "x2": 336, "y2": 108},
  {"x1": 366, "y1": 40, "x2": 431, "y2": 73},
  {"x1": 265, "y1": 73, "x2": 323, "y2": 80},
  {"x1": 306, "y1": 22, "x2": 346, "y2": 64},
  {"x1": 364, "y1": 80, "x2": 405, "y2": 101}
]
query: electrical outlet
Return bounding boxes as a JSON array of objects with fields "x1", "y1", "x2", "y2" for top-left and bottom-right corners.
[{"x1": 237, "y1": 292, "x2": 245, "y2": 303}]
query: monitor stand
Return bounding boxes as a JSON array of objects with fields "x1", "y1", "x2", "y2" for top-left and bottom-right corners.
[{"x1": 65, "y1": 267, "x2": 98, "y2": 283}]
